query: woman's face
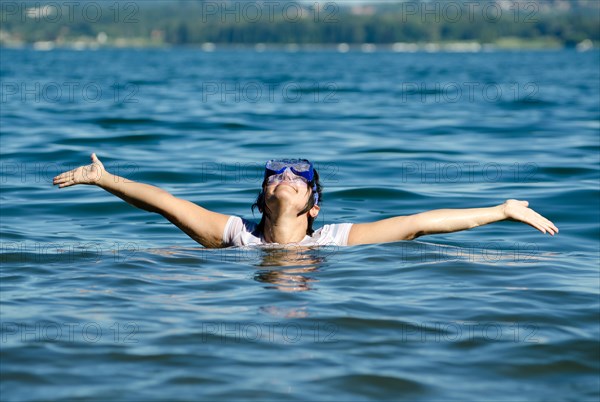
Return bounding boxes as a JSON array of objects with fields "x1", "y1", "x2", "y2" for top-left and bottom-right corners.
[{"x1": 264, "y1": 169, "x2": 314, "y2": 213}]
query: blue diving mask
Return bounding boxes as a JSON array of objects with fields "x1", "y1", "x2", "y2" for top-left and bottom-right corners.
[{"x1": 264, "y1": 159, "x2": 319, "y2": 205}]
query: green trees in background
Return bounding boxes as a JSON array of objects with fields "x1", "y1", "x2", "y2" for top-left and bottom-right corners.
[{"x1": 1, "y1": 1, "x2": 598, "y2": 47}]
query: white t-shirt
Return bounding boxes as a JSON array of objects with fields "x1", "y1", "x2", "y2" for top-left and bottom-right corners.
[{"x1": 222, "y1": 216, "x2": 353, "y2": 247}]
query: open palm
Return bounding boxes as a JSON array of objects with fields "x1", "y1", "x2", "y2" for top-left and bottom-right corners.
[{"x1": 53, "y1": 153, "x2": 105, "y2": 188}]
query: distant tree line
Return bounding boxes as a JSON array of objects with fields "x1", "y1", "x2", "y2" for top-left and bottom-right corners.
[{"x1": 1, "y1": 1, "x2": 598, "y2": 46}]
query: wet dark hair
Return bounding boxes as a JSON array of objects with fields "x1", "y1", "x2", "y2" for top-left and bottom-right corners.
[{"x1": 251, "y1": 169, "x2": 323, "y2": 236}]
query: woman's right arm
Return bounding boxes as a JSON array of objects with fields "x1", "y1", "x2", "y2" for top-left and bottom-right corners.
[{"x1": 53, "y1": 153, "x2": 231, "y2": 248}]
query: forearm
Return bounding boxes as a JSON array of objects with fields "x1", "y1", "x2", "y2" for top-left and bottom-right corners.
[
  {"x1": 96, "y1": 171, "x2": 173, "y2": 214},
  {"x1": 412, "y1": 205, "x2": 506, "y2": 237}
]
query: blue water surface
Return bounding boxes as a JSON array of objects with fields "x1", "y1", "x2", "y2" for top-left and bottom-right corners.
[{"x1": 1, "y1": 47, "x2": 599, "y2": 401}]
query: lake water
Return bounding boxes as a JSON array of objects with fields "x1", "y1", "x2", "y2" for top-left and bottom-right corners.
[{"x1": 1, "y1": 47, "x2": 599, "y2": 401}]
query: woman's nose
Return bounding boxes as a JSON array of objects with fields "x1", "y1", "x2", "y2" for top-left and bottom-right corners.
[{"x1": 282, "y1": 168, "x2": 294, "y2": 179}]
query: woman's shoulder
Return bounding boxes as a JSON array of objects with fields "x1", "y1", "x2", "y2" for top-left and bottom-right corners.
[
  {"x1": 223, "y1": 216, "x2": 261, "y2": 246},
  {"x1": 311, "y1": 222, "x2": 354, "y2": 246}
]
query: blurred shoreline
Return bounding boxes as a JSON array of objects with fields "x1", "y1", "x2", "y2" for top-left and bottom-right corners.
[
  {"x1": 2, "y1": 1, "x2": 597, "y2": 52},
  {"x1": 1, "y1": 40, "x2": 595, "y2": 52}
]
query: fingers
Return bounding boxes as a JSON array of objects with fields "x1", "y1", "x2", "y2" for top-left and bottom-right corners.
[
  {"x1": 529, "y1": 211, "x2": 558, "y2": 236},
  {"x1": 53, "y1": 170, "x2": 69, "y2": 184},
  {"x1": 52, "y1": 172, "x2": 75, "y2": 188},
  {"x1": 545, "y1": 219, "x2": 559, "y2": 235},
  {"x1": 513, "y1": 203, "x2": 558, "y2": 236},
  {"x1": 53, "y1": 168, "x2": 78, "y2": 188},
  {"x1": 53, "y1": 172, "x2": 71, "y2": 187},
  {"x1": 510, "y1": 200, "x2": 558, "y2": 236},
  {"x1": 534, "y1": 210, "x2": 558, "y2": 235},
  {"x1": 56, "y1": 181, "x2": 74, "y2": 188}
]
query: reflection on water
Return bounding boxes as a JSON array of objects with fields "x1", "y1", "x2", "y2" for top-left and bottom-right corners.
[
  {"x1": 254, "y1": 266, "x2": 317, "y2": 292},
  {"x1": 253, "y1": 245, "x2": 334, "y2": 292},
  {"x1": 146, "y1": 244, "x2": 334, "y2": 292},
  {"x1": 259, "y1": 305, "x2": 309, "y2": 318}
]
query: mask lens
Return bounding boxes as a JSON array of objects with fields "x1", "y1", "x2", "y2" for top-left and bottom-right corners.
[
  {"x1": 265, "y1": 159, "x2": 314, "y2": 182},
  {"x1": 267, "y1": 160, "x2": 286, "y2": 171},
  {"x1": 291, "y1": 162, "x2": 311, "y2": 172},
  {"x1": 267, "y1": 169, "x2": 308, "y2": 186}
]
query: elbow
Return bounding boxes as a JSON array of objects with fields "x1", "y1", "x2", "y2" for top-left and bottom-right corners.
[
  {"x1": 403, "y1": 215, "x2": 424, "y2": 240},
  {"x1": 408, "y1": 232, "x2": 422, "y2": 240}
]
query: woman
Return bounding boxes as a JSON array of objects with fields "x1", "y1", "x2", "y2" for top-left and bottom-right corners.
[{"x1": 53, "y1": 154, "x2": 558, "y2": 248}]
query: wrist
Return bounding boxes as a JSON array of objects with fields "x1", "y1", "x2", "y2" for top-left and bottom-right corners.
[
  {"x1": 96, "y1": 170, "x2": 113, "y2": 188},
  {"x1": 496, "y1": 203, "x2": 508, "y2": 220}
]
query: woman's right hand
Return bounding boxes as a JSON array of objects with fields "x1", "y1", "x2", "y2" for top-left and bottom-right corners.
[
  {"x1": 53, "y1": 153, "x2": 106, "y2": 188},
  {"x1": 501, "y1": 199, "x2": 558, "y2": 235}
]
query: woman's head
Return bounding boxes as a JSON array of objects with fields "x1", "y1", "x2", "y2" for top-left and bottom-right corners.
[{"x1": 252, "y1": 159, "x2": 323, "y2": 235}]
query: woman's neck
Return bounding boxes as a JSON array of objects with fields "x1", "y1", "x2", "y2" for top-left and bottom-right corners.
[{"x1": 263, "y1": 213, "x2": 308, "y2": 244}]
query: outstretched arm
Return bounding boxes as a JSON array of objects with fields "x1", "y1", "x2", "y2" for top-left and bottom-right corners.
[
  {"x1": 347, "y1": 199, "x2": 558, "y2": 246},
  {"x1": 53, "y1": 153, "x2": 230, "y2": 248}
]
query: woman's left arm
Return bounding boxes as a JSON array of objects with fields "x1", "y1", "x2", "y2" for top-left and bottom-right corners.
[{"x1": 347, "y1": 199, "x2": 558, "y2": 246}]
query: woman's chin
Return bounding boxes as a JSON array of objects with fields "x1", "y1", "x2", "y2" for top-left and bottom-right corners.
[
  {"x1": 266, "y1": 189, "x2": 304, "y2": 207},
  {"x1": 276, "y1": 182, "x2": 299, "y2": 190},
  {"x1": 271, "y1": 184, "x2": 300, "y2": 196}
]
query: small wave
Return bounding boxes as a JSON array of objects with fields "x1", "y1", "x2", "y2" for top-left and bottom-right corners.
[
  {"x1": 398, "y1": 87, "x2": 448, "y2": 96},
  {"x1": 332, "y1": 187, "x2": 421, "y2": 200},
  {"x1": 501, "y1": 98, "x2": 558, "y2": 108},
  {"x1": 314, "y1": 373, "x2": 427, "y2": 396},
  {"x1": 0, "y1": 370, "x2": 53, "y2": 384},
  {"x1": 288, "y1": 85, "x2": 362, "y2": 94},
  {"x1": 85, "y1": 117, "x2": 161, "y2": 127},
  {"x1": 82, "y1": 117, "x2": 263, "y2": 132},
  {"x1": 504, "y1": 359, "x2": 598, "y2": 376},
  {"x1": 58, "y1": 133, "x2": 168, "y2": 145},
  {"x1": 164, "y1": 375, "x2": 225, "y2": 385},
  {"x1": 127, "y1": 79, "x2": 164, "y2": 86},
  {"x1": 537, "y1": 166, "x2": 598, "y2": 178}
]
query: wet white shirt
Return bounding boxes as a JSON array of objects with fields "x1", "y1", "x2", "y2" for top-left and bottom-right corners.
[{"x1": 222, "y1": 216, "x2": 353, "y2": 247}]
